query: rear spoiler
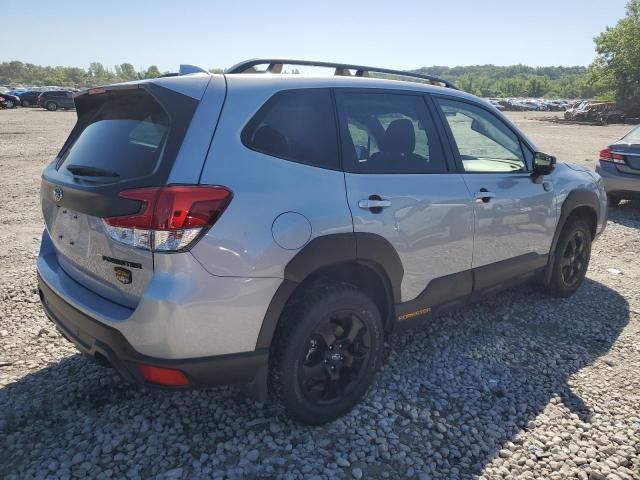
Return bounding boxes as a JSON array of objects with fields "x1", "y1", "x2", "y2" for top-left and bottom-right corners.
[{"x1": 74, "y1": 66, "x2": 212, "y2": 111}]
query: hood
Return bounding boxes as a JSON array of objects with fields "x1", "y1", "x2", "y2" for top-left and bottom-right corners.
[
  {"x1": 560, "y1": 162, "x2": 601, "y2": 182},
  {"x1": 563, "y1": 162, "x2": 590, "y2": 173}
]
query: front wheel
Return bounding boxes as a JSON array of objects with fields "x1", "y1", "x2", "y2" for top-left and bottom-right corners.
[
  {"x1": 269, "y1": 282, "x2": 384, "y2": 425},
  {"x1": 21, "y1": 100, "x2": 30, "y2": 107},
  {"x1": 46, "y1": 102, "x2": 58, "y2": 111},
  {"x1": 548, "y1": 218, "x2": 592, "y2": 297}
]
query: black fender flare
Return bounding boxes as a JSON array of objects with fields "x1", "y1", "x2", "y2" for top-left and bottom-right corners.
[
  {"x1": 545, "y1": 189, "x2": 600, "y2": 283},
  {"x1": 550, "y1": 189, "x2": 601, "y2": 255},
  {"x1": 255, "y1": 232, "x2": 403, "y2": 349}
]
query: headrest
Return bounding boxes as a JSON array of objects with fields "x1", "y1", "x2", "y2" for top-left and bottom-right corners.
[
  {"x1": 380, "y1": 119, "x2": 415, "y2": 155},
  {"x1": 253, "y1": 125, "x2": 288, "y2": 157}
]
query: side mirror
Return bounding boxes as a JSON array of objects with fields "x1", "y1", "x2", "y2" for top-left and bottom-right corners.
[{"x1": 532, "y1": 152, "x2": 556, "y2": 176}]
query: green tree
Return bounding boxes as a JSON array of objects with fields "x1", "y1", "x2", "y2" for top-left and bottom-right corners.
[
  {"x1": 589, "y1": 0, "x2": 640, "y2": 111},
  {"x1": 142, "y1": 65, "x2": 161, "y2": 79},
  {"x1": 118, "y1": 63, "x2": 138, "y2": 81}
]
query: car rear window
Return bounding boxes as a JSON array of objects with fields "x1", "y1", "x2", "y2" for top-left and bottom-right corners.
[
  {"x1": 241, "y1": 89, "x2": 339, "y2": 170},
  {"x1": 622, "y1": 125, "x2": 640, "y2": 143},
  {"x1": 57, "y1": 91, "x2": 169, "y2": 181}
]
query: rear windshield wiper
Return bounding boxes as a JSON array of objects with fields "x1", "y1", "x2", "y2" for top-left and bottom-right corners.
[{"x1": 65, "y1": 164, "x2": 120, "y2": 178}]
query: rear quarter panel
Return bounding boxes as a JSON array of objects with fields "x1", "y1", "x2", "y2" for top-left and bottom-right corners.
[{"x1": 193, "y1": 78, "x2": 353, "y2": 278}]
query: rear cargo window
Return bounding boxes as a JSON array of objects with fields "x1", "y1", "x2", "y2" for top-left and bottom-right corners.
[
  {"x1": 242, "y1": 89, "x2": 339, "y2": 170},
  {"x1": 57, "y1": 91, "x2": 169, "y2": 181}
]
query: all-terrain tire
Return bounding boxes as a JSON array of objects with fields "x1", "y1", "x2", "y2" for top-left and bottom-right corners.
[
  {"x1": 548, "y1": 217, "x2": 592, "y2": 298},
  {"x1": 269, "y1": 282, "x2": 384, "y2": 425}
]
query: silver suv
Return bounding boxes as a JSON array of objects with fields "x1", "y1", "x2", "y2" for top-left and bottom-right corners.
[{"x1": 37, "y1": 60, "x2": 607, "y2": 425}]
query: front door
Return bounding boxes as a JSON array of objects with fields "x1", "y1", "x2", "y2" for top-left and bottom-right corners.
[
  {"x1": 434, "y1": 97, "x2": 556, "y2": 288},
  {"x1": 336, "y1": 90, "x2": 475, "y2": 303}
]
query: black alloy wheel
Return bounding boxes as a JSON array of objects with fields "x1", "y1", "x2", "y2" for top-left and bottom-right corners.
[
  {"x1": 560, "y1": 229, "x2": 587, "y2": 288},
  {"x1": 270, "y1": 282, "x2": 384, "y2": 425},
  {"x1": 299, "y1": 309, "x2": 371, "y2": 406},
  {"x1": 548, "y1": 217, "x2": 592, "y2": 297}
]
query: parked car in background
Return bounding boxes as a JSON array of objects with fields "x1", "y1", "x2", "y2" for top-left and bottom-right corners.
[
  {"x1": 38, "y1": 90, "x2": 75, "y2": 111},
  {"x1": 565, "y1": 102, "x2": 625, "y2": 124},
  {"x1": 0, "y1": 92, "x2": 20, "y2": 108},
  {"x1": 596, "y1": 124, "x2": 640, "y2": 206},
  {"x1": 487, "y1": 99, "x2": 506, "y2": 111},
  {"x1": 482, "y1": 98, "x2": 573, "y2": 112},
  {"x1": 16, "y1": 90, "x2": 42, "y2": 107}
]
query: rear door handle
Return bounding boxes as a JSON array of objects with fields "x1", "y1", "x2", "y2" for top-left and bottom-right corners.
[
  {"x1": 358, "y1": 196, "x2": 391, "y2": 213},
  {"x1": 474, "y1": 190, "x2": 496, "y2": 203},
  {"x1": 358, "y1": 199, "x2": 391, "y2": 209}
]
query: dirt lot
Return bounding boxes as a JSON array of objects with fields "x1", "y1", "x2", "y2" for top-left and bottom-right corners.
[
  {"x1": 0, "y1": 108, "x2": 639, "y2": 480},
  {"x1": 510, "y1": 113, "x2": 631, "y2": 169}
]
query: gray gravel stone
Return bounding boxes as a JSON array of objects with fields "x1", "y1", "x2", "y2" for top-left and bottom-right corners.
[{"x1": 1, "y1": 110, "x2": 640, "y2": 480}]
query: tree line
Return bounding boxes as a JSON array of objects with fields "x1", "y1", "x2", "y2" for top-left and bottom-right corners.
[
  {"x1": 413, "y1": 65, "x2": 592, "y2": 99},
  {"x1": 1, "y1": 0, "x2": 638, "y2": 109},
  {"x1": 0, "y1": 60, "x2": 594, "y2": 99},
  {"x1": 416, "y1": 0, "x2": 639, "y2": 107},
  {"x1": 0, "y1": 61, "x2": 169, "y2": 87}
]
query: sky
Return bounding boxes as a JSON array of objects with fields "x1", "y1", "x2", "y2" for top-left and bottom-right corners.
[{"x1": 0, "y1": 0, "x2": 630, "y2": 72}]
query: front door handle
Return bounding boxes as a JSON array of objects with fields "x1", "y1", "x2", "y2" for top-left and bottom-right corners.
[
  {"x1": 474, "y1": 189, "x2": 496, "y2": 203},
  {"x1": 358, "y1": 195, "x2": 391, "y2": 213}
]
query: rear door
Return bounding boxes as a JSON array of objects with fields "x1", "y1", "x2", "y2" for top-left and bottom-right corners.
[
  {"x1": 40, "y1": 80, "x2": 211, "y2": 307},
  {"x1": 337, "y1": 90, "x2": 474, "y2": 302},
  {"x1": 433, "y1": 96, "x2": 556, "y2": 288}
]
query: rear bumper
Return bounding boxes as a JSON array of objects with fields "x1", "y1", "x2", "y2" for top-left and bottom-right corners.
[
  {"x1": 596, "y1": 163, "x2": 640, "y2": 197},
  {"x1": 38, "y1": 273, "x2": 268, "y2": 389},
  {"x1": 36, "y1": 230, "x2": 281, "y2": 359}
]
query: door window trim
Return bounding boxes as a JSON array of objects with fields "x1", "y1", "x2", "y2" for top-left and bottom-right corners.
[
  {"x1": 431, "y1": 93, "x2": 534, "y2": 174},
  {"x1": 334, "y1": 87, "x2": 453, "y2": 174}
]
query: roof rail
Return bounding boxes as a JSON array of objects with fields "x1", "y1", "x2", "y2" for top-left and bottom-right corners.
[{"x1": 225, "y1": 59, "x2": 457, "y2": 89}]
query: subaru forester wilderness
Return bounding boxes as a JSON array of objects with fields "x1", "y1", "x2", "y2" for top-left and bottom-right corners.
[{"x1": 37, "y1": 60, "x2": 607, "y2": 425}]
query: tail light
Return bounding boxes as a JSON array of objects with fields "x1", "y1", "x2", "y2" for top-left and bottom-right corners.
[
  {"x1": 599, "y1": 147, "x2": 625, "y2": 165},
  {"x1": 103, "y1": 185, "x2": 232, "y2": 252},
  {"x1": 138, "y1": 364, "x2": 188, "y2": 386}
]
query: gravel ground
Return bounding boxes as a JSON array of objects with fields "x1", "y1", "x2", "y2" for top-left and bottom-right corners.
[{"x1": 0, "y1": 109, "x2": 639, "y2": 480}]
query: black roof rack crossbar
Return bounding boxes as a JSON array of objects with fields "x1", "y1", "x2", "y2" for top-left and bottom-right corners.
[{"x1": 225, "y1": 59, "x2": 457, "y2": 89}]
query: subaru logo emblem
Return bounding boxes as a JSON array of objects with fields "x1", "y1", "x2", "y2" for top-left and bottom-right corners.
[{"x1": 52, "y1": 186, "x2": 63, "y2": 203}]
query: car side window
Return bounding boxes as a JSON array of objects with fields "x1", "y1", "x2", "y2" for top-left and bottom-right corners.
[
  {"x1": 436, "y1": 98, "x2": 526, "y2": 173},
  {"x1": 338, "y1": 92, "x2": 446, "y2": 174},
  {"x1": 242, "y1": 89, "x2": 339, "y2": 170}
]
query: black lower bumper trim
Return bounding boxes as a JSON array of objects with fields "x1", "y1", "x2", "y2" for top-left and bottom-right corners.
[{"x1": 37, "y1": 274, "x2": 268, "y2": 390}]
